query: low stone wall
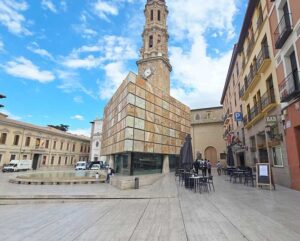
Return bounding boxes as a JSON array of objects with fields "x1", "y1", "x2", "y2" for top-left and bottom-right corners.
[{"x1": 110, "y1": 173, "x2": 163, "y2": 190}]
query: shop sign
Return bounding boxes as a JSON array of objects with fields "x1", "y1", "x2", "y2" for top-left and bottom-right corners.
[{"x1": 266, "y1": 115, "x2": 277, "y2": 126}]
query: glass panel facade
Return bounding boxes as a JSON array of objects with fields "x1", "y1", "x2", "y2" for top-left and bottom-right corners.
[
  {"x1": 169, "y1": 155, "x2": 179, "y2": 172},
  {"x1": 115, "y1": 154, "x2": 130, "y2": 175},
  {"x1": 132, "y1": 153, "x2": 162, "y2": 175}
]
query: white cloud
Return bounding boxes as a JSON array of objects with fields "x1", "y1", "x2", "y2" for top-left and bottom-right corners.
[
  {"x1": 99, "y1": 61, "x2": 127, "y2": 99},
  {"x1": 0, "y1": 0, "x2": 31, "y2": 35},
  {"x1": 2, "y1": 57, "x2": 55, "y2": 83},
  {"x1": 73, "y1": 96, "x2": 83, "y2": 103},
  {"x1": 93, "y1": 0, "x2": 118, "y2": 21},
  {"x1": 71, "y1": 115, "x2": 84, "y2": 121},
  {"x1": 27, "y1": 43, "x2": 54, "y2": 61},
  {"x1": 0, "y1": 40, "x2": 3, "y2": 51},
  {"x1": 41, "y1": 0, "x2": 57, "y2": 13},
  {"x1": 166, "y1": 0, "x2": 238, "y2": 108},
  {"x1": 69, "y1": 128, "x2": 91, "y2": 137},
  {"x1": 62, "y1": 55, "x2": 102, "y2": 69},
  {"x1": 60, "y1": 0, "x2": 67, "y2": 12},
  {"x1": 1, "y1": 109, "x2": 21, "y2": 120},
  {"x1": 57, "y1": 70, "x2": 97, "y2": 99}
]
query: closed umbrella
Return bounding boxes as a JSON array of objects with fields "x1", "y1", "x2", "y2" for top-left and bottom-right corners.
[
  {"x1": 227, "y1": 146, "x2": 235, "y2": 167},
  {"x1": 182, "y1": 134, "x2": 193, "y2": 170}
]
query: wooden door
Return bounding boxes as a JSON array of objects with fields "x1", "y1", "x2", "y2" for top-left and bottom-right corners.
[{"x1": 205, "y1": 147, "x2": 218, "y2": 167}]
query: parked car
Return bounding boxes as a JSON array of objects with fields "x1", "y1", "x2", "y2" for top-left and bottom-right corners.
[
  {"x1": 87, "y1": 161, "x2": 103, "y2": 170},
  {"x1": 2, "y1": 160, "x2": 32, "y2": 172},
  {"x1": 75, "y1": 161, "x2": 87, "y2": 170},
  {"x1": 91, "y1": 164, "x2": 101, "y2": 170}
]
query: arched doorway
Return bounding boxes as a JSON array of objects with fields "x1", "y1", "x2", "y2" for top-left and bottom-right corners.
[{"x1": 205, "y1": 146, "x2": 218, "y2": 167}]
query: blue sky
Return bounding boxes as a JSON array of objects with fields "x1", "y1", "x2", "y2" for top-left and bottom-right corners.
[{"x1": 0, "y1": 0, "x2": 247, "y2": 136}]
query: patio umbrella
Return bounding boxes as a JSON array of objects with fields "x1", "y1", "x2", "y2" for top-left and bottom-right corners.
[
  {"x1": 227, "y1": 146, "x2": 235, "y2": 167},
  {"x1": 179, "y1": 146, "x2": 184, "y2": 169},
  {"x1": 182, "y1": 134, "x2": 193, "y2": 170}
]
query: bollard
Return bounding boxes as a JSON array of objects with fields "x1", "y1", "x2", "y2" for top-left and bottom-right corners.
[{"x1": 134, "y1": 177, "x2": 139, "y2": 189}]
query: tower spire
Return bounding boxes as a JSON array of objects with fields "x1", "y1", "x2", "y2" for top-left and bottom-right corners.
[{"x1": 137, "y1": 0, "x2": 172, "y2": 94}]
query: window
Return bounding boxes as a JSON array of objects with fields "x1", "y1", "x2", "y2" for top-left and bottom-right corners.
[
  {"x1": 80, "y1": 145, "x2": 83, "y2": 152},
  {"x1": 45, "y1": 140, "x2": 49, "y2": 149},
  {"x1": 273, "y1": 146, "x2": 283, "y2": 167},
  {"x1": 25, "y1": 137, "x2": 30, "y2": 147},
  {"x1": 195, "y1": 114, "x2": 200, "y2": 121},
  {"x1": 58, "y1": 156, "x2": 61, "y2": 165},
  {"x1": 72, "y1": 144, "x2": 75, "y2": 152},
  {"x1": 36, "y1": 138, "x2": 40, "y2": 148},
  {"x1": 13, "y1": 135, "x2": 20, "y2": 146},
  {"x1": 88, "y1": 147, "x2": 90, "y2": 153},
  {"x1": 71, "y1": 157, "x2": 74, "y2": 164},
  {"x1": 149, "y1": 35, "x2": 153, "y2": 48},
  {"x1": 158, "y1": 10, "x2": 161, "y2": 21},
  {"x1": 0, "y1": 133, "x2": 7, "y2": 144},
  {"x1": 51, "y1": 156, "x2": 54, "y2": 165},
  {"x1": 10, "y1": 154, "x2": 16, "y2": 161},
  {"x1": 65, "y1": 157, "x2": 68, "y2": 165},
  {"x1": 60, "y1": 142, "x2": 64, "y2": 150},
  {"x1": 22, "y1": 155, "x2": 27, "y2": 160},
  {"x1": 220, "y1": 153, "x2": 227, "y2": 159},
  {"x1": 96, "y1": 141, "x2": 99, "y2": 148},
  {"x1": 157, "y1": 35, "x2": 161, "y2": 44},
  {"x1": 236, "y1": 63, "x2": 239, "y2": 76},
  {"x1": 53, "y1": 141, "x2": 56, "y2": 149},
  {"x1": 42, "y1": 156, "x2": 47, "y2": 165},
  {"x1": 67, "y1": 143, "x2": 69, "y2": 151},
  {"x1": 150, "y1": 9, "x2": 153, "y2": 21}
]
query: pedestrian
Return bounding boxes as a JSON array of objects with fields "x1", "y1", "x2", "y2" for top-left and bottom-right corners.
[
  {"x1": 217, "y1": 161, "x2": 222, "y2": 176},
  {"x1": 202, "y1": 159, "x2": 207, "y2": 176},
  {"x1": 95, "y1": 172, "x2": 99, "y2": 179},
  {"x1": 106, "y1": 167, "x2": 112, "y2": 183},
  {"x1": 193, "y1": 159, "x2": 200, "y2": 175},
  {"x1": 207, "y1": 160, "x2": 212, "y2": 176}
]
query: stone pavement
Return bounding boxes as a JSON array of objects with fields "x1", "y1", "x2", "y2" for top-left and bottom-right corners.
[{"x1": 1, "y1": 170, "x2": 300, "y2": 241}]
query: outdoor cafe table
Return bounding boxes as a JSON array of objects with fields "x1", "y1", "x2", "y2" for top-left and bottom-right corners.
[
  {"x1": 189, "y1": 176, "x2": 201, "y2": 192},
  {"x1": 231, "y1": 170, "x2": 246, "y2": 183}
]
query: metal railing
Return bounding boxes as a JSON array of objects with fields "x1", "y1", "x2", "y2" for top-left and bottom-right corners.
[
  {"x1": 279, "y1": 71, "x2": 300, "y2": 102},
  {"x1": 257, "y1": 14, "x2": 264, "y2": 31},
  {"x1": 274, "y1": 13, "x2": 292, "y2": 49},
  {"x1": 261, "y1": 90, "x2": 276, "y2": 110},
  {"x1": 256, "y1": 45, "x2": 270, "y2": 71},
  {"x1": 246, "y1": 37, "x2": 255, "y2": 57}
]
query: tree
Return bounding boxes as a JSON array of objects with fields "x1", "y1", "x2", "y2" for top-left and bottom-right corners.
[{"x1": 48, "y1": 124, "x2": 69, "y2": 132}]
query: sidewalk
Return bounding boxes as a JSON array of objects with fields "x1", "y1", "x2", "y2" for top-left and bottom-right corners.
[{"x1": 1, "y1": 171, "x2": 300, "y2": 240}]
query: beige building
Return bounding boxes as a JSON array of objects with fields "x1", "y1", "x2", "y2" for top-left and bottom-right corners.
[
  {"x1": 221, "y1": 0, "x2": 291, "y2": 187},
  {"x1": 0, "y1": 113, "x2": 90, "y2": 169},
  {"x1": 101, "y1": 0, "x2": 190, "y2": 175},
  {"x1": 191, "y1": 107, "x2": 226, "y2": 167}
]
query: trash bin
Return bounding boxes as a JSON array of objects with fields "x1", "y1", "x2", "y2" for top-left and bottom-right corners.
[{"x1": 134, "y1": 177, "x2": 139, "y2": 189}]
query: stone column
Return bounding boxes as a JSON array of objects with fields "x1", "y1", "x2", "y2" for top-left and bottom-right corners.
[
  {"x1": 162, "y1": 155, "x2": 170, "y2": 174},
  {"x1": 108, "y1": 155, "x2": 114, "y2": 169}
]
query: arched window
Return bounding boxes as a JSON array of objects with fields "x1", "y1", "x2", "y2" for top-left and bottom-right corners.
[
  {"x1": 150, "y1": 10, "x2": 153, "y2": 21},
  {"x1": 96, "y1": 141, "x2": 99, "y2": 147},
  {"x1": 149, "y1": 35, "x2": 153, "y2": 48},
  {"x1": 158, "y1": 10, "x2": 161, "y2": 21}
]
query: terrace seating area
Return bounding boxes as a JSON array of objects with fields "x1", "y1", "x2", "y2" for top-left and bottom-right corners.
[{"x1": 224, "y1": 166, "x2": 256, "y2": 187}]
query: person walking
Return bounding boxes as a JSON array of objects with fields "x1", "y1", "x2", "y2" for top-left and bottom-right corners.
[
  {"x1": 217, "y1": 161, "x2": 222, "y2": 176},
  {"x1": 202, "y1": 159, "x2": 207, "y2": 176},
  {"x1": 193, "y1": 158, "x2": 200, "y2": 175},
  {"x1": 207, "y1": 160, "x2": 212, "y2": 176}
]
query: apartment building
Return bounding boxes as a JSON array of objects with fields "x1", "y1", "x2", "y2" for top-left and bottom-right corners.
[
  {"x1": 0, "y1": 113, "x2": 90, "y2": 169},
  {"x1": 221, "y1": 0, "x2": 291, "y2": 187},
  {"x1": 268, "y1": 0, "x2": 300, "y2": 190}
]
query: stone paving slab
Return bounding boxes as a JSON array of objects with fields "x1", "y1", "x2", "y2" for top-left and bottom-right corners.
[{"x1": 1, "y1": 171, "x2": 300, "y2": 240}]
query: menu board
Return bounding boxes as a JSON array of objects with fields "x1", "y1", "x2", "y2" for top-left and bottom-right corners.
[{"x1": 256, "y1": 163, "x2": 274, "y2": 190}]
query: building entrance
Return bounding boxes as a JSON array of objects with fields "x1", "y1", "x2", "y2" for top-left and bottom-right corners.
[
  {"x1": 205, "y1": 146, "x2": 217, "y2": 166},
  {"x1": 32, "y1": 154, "x2": 41, "y2": 170}
]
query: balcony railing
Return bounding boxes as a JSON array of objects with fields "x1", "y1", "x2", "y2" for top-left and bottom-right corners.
[
  {"x1": 279, "y1": 71, "x2": 300, "y2": 102},
  {"x1": 246, "y1": 37, "x2": 255, "y2": 56},
  {"x1": 257, "y1": 14, "x2": 264, "y2": 31},
  {"x1": 256, "y1": 46, "x2": 270, "y2": 72},
  {"x1": 274, "y1": 13, "x2": 292, "y2": 49},
  {"x1": 261, "y1": 90, "x2": 276, "y2": 110},
  {"x1": 239, "y1": 86, "x2": 245, "y2": 98}
]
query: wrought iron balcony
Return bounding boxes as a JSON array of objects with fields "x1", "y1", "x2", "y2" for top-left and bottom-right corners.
[
  {"x1": 274, "y1": 13, "x2": 292, "y2": 49},
  {"x1": 279, "y1": 71, "x2": 300, "y2": 102},
  {"x1": 261, "y1": 90, "x2": 276, "y2": 111},
  {"x1": 239, "y1": 86, "x2": 245, "y2": 98},
  {"x1": 256, "y1": 14, "x2": 264, "y2": 31},
  {"x1": 256, "y1": 46, "x2": 270, "y2": 73},
  {"x1": 246, "y1": 37, "x2": 255, "y2": 57}
]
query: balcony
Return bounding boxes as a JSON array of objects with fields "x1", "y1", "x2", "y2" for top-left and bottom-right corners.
[
  {"x1": 279, "y1": 71, "x2": 300, "y2": 102},
  {"x1": 256, "y1": 14, "x2": 264, "y2": 32},
  {"x1": 246, "y1": 37, "x2": 255, "y2": 57},
  {"x1": 239, "y1": 86, "x2": 245, "y2": 98},
  {"x1": 274, "y1": 13, "x2": 293, "y2": 49},
  {"x1": 244, "y1": 90, "x2": 276, "y2": 129},
  {"x1": 256, "y1": 46, "x2": 271, "y2": 74}
]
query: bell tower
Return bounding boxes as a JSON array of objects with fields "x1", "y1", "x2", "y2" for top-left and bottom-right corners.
[{"x1": 137, "y1": 0, "x2": 172, "y2": 94}]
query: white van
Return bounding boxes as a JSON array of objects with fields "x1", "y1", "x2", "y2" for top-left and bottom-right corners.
[
  {"x1": 75, "y1": 161, "x2": 87, "y2": 170},
  {"x1": 2, "y1": 160, "x2": 32, "y2": 172}
]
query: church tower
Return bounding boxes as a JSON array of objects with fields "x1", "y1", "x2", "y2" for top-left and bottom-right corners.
[{"x1": 137, "y1": 0, "x2": 172, "y2": 94}]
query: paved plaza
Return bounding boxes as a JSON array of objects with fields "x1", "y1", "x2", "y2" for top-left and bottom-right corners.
[{"x1": 1, "y1": 170, "x2": 300, "y2": 241}]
